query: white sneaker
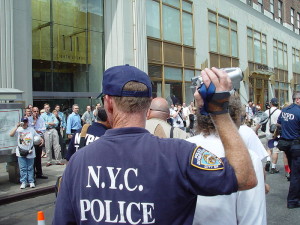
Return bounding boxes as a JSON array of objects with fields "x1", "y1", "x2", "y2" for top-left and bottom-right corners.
[
  {"x1": 29, "y1": 183, "x2": 35, "y2": 188},
  {"x1": 20, "y1": 183, "x2": 26, "y2": 189}
]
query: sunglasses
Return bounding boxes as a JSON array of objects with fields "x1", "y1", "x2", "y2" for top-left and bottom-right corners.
[{"x1": 101, "y1": 95, "x2": 105, "y2": 105}]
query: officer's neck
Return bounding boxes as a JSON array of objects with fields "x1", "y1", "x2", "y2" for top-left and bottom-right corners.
[{"x1": 110, "y1": 112, "x2": 146, "y2": 129}]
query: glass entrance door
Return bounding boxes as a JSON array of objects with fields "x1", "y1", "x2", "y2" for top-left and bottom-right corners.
[{"x1": 249, "y1": 75, "x2": 269, "y2": 110}]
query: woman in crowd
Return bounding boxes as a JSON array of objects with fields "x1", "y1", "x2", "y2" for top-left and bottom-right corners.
[{"x1": 9, "y1": 117, "x2": 38, "y2": 189}]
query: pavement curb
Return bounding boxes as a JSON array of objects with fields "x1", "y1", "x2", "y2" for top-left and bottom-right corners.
[{"x1": 0, "y1": 185, "x2": 55, "y2": 205}]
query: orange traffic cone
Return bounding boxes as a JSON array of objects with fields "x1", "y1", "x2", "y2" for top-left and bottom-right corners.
[{"x1": 37, "y1": 211, "x2": 46, "y2": 225}]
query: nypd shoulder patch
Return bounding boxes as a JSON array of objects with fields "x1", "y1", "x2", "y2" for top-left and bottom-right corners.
[{"x1": 191, "y1": 146, "x2": 224, "y2": 170}]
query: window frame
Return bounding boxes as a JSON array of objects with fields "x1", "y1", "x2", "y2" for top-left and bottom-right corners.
[
  {"x1": 146, "y1": 0, "x2": 196, "y2": 103},
  {"x1": 291, "y1": 8, "x2": 295, "y2": 25},
  {"x1": 278, "y1": 0, "x2": 283, "y2": 24},
  {"x1": 208, "y1": 10, "x2": 238, "y2": 58},
  {"x1": 247, "y1": 27, "x2": 267, "y2": 65}
]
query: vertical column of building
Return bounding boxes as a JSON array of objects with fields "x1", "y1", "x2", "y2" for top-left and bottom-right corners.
[
  {"x1": 104, "y1": 0, "x2": 147, "y2": 72},
  {"x1": 13, "y1": 0, "x2": 32, "y2": 104},
  {"x1": 132, "y1": 0, "x2": 148, "y2": 72},
  {"x1": 105, "y1": 0, "x2": 132, "y2": 68},
  {"x1": 0, "y1": 0, "x2": 14, "y2": 88}
]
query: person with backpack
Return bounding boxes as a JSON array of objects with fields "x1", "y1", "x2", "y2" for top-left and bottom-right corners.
[
  {"x1": 65, "y1": 107, "x2": 110, "y2": 162},
  {"x1": 145, "y1": 97, "x2": 188, "y2": 139},
  {"x1": 255, "y1": 98, "x2": 281, "y2": 173}
]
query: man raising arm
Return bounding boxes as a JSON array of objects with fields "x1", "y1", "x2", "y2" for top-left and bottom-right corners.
[
  {"x1": 53, "y1": 66, "x2": 256, "y2": 225},
  {"x1": 196, "y1": 68, "x2": 257, "y2": 190}
]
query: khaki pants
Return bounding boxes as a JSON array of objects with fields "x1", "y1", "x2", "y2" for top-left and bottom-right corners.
[{"x1": 44, "y1": 128, "x2": 61, "y2": 163}]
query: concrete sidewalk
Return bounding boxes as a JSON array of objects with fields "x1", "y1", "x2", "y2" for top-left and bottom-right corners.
[{"x1": 0, "y1": 158, "x2": 66, "y2": 205}]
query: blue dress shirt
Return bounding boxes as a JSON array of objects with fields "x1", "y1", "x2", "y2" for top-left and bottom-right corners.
[
  {"x1": 34, "y1": 116, "x2": 46, "y2": 134},
  {"x1": 66, "y1": 112, "x2": 82, "y2": 134},
  {"x1": 41, "y1": 112, "x2": 58, "y2": 129},
  {"x1": 58, "y1": 111, "x2": 66, "y2": 129}
]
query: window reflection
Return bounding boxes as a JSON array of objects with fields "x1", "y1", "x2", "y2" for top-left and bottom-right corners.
[{"x1": 32, "y1": 0, "x2": 104, "y2": 96}]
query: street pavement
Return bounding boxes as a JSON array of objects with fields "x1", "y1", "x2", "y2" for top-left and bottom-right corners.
[
  {"x1": 1, "y1": 132, "x2": 300, "y2": 224},
  {"x1": 0, "y1": 158, "x2": 65, "y2": 204},
  {"x1": 265, "y1": 153, "x2": 300, "y2": 225}
]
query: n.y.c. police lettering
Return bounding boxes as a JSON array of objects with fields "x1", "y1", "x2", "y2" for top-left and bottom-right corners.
[{"x1": 80, "y1": 166, "x2": 155, "y2": 224}]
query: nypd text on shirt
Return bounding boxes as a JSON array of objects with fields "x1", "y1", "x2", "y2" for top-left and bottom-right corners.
[
  {"x1": 282, "y1": 112, "x2": 295, "y2": 121},
  {"x1": 74, "y1": 132, "x2": 100, "y2": 152}
]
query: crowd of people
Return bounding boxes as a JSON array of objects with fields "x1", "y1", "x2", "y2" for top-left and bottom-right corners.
[
  {"x1": 9, "y1": 65, "x2": 300, "y2": 224},
  {"x1": 9, "y1": 102, "x2": 108, "y2": 189},
  {"x1": 168, "y1": 102, "x2": 197, "y2": 135},
  {"x1": 244, "y1": 95, "x2": 300, "y2": 210}
]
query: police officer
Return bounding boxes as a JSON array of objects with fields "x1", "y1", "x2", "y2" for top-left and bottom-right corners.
[
  {"x1": 53, "y1": 65, "x2": 257, "y2": 224},
  {"x1": 277, "y1": 91, "x2": 300, "y2": 209},
  {"x1": 65, "y1": 107, "x2": 110, "y2": 162}
]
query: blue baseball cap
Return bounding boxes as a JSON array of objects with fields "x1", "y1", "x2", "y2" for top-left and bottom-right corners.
[
  {"x1": 270, "y1": 98, "x2": 278, "y2": 105},
  {"x1": 21, "y1": 117, "x2": 29, "y2": 122},
  {"x1": 268, "y1": 138, "x2": 279, "y2": 149},
  {"x1": 99, "y1": 65, "x2": 152, "y2": 98}
]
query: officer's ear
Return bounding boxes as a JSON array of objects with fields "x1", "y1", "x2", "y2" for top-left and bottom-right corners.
[
  {"x1": 146, "y1": 108, "x2": 151, "y2": 119},
  {"x1": 104, "y1": 95, "x2": 114, "y2": 114}
]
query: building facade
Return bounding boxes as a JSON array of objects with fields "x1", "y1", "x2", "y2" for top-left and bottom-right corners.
[{"x1": 0, "y1": 0, "x2": 299, "y2": 112}]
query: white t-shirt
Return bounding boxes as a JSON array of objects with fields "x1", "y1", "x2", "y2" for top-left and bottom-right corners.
[
  {"x1": 169, "y1": 108, "x2": 176, "y2": 117},
  {"x1": 15, "y1": 126, "x2": 37, "y2": 158},
  {"x1": 239, "y1": 125, "x2": 269, "y2": 162},
  {"x1": 264, "y1": 107, "x2": 281, "y2": 139},
  {"x1": 187, "y1": 132, "x2": 267, "y2": 225},
  {"x1": 172, "y1": 113, "x2": 184, "y2": 128},
  {"x1": 182, "y1": 107, "x2": 191, "y2": 118},
  {"x1": 245, "y1": 105, "x2": 254, "y2": 119}
]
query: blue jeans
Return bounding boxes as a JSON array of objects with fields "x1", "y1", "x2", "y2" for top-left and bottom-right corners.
[{"x1": 18, "y1": 157, "x2": 34, "y2": 183}]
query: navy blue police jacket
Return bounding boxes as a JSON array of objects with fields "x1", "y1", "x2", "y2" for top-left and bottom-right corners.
[
  {"x1": 53, "y1": 127, "x2": 238, "y2": 225},
  {"x1": 277, "y1": 103, "x2": 300, "y2": 140},
  {"x1": 66, "y1": 122, "x2": 108, "y2": 161}
]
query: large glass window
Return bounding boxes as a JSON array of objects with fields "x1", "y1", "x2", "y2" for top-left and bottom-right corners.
[
  {"x1": 162, "y1": 0, "x2": 180, "y2": 8},
  {"x1": 291, "y1": 8, "x2": 295, "y2": 25},
  {"x1": 146, "y1": 0, "x2": 194, "y2": 46},
  {"x1": 208, "y1": 11, "x2": 238, "y2": 68},
  {"x1": 146, "y1": 0, "x2": 160, "y2": 38},
  {"x1": 273, "y1": 39, "x2": 288, "y2": 70},
  {"x1": 278, "y1": 1, "x2": 283, "y2": 24},
  {"x1": 258, "y1": 0, "x2": 263, "y2": 13},
  {"x1": 291, "y1": 8, "x2": 295, "y2": 30},
  {"x1": 184, "y1": 69, "x2": 195, "y2": 104},
  {"x1": 182, "y1": 12, "x2": 193, "y2": 46},
  {"x1": 247, "y1": 28, "x2": 267, "y2": 65},
  {"x1": 273, "y1": 39, "x2": 289, "y2": 105},
  {"x1": 293, "y1": 48, "x2": 300, "y2": 92},
  {"x1": 32, "y1": 0, "x2": 104, "y2": 110},
  {"x1": 165, "y1": 67, "x2": 182, "y2": 104},
  {"x1": 270, "y1": 0, "x2": 274, "y2": 14},
  {"x1": 146, "y1": 0, "x2": 196, "y2": 103},
  {"x1": 163, "y1": 5, "x2": 180, "y2": 43}
]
